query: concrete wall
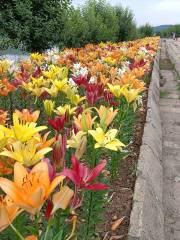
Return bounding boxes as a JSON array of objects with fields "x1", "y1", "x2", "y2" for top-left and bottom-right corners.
[
  {"x1": 128, "y1": 51, "x2": 164, "y2": 240},
  {"x1": 166, "y1": 39, "x2": 180, "y2": 76}
]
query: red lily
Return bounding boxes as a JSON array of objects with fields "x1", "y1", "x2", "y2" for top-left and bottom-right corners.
[
  {"x1": 61, "y1": 155, "x2": 108, "y2": 191},
  {"x1": 85, "y1": 83, "x2": 104, "y2": 106},
  {"x1": 129, "y1": 59, "x2": 146, "y2": 70},
  {"x1": 48, "y1": 115, "x2": 66, "y2": 132},
  {"x1": 72, "y1": 75, "x2": 88, "y2": 87}
]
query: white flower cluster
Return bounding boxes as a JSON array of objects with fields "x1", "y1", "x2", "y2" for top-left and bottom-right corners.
[
  {"x1": 72, "y1": 63, "x2": 88, "y2": 77},
  {"x1": 117, "y1": 61, "x2": 130, "y2": 77}
]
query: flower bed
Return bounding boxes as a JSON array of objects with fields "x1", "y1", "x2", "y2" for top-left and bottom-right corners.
[{"x1": 0, "y1": 37, "x2": 160, "y2": 240}]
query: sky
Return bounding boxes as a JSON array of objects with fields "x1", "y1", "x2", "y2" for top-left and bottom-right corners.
[{"x1": 72, "y1": 0, "x2": 180, "y2": 26}]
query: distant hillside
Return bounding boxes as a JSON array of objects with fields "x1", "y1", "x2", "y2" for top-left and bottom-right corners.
[{"x1": 153, "y1": 25, "x2": 172, "y2": 33}]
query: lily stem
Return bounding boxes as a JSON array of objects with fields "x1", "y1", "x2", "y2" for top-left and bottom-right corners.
[
  {"x1": 10, "y1": 223, "x2": 25, "y2": 240},
  {"x1": 44, "y1": 217, "x2": 53, "y2": 240}
]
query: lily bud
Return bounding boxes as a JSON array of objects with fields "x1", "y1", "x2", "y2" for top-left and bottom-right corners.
[
  {"x1": 75, "y1": 134, "x2": 87, "y2": 159},
  {"x1": 44, "y1": 99, "x2": 55, "y2": 117},
  {"x1": 52, "y1": 134, "x2": 67, "y2": 169}
]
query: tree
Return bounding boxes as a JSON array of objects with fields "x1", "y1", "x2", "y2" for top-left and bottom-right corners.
[
  {"x1": 0, "y1": 0, "x2": 71, "y2": 52},
  {"x1": 138, "y1": 23, "x2": 154, "y2": 38},
  {"x1": 81, "y1": 0, "x2": 118, "y2": 43},
  {"x1": 115, "y1": 6, "x2": 137, "y2": 41}
]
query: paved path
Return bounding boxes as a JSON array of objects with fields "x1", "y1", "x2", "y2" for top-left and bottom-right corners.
[{"x1": 160, "y1": 40, "x2": 180, "y2": 240}]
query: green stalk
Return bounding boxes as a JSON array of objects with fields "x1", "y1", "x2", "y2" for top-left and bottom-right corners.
[
  {"x1": 44, "y1": 217, "x2": 53, "y2": 240},
  {"x1": 10, "y1": 223, "x2": 25, "y2": 240}
]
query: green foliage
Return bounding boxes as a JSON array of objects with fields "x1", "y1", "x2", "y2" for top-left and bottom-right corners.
[
  {"x1": 159, "y1": 24, "x2": 180, "y2": 38},
  {"x1": 115, "y1": 6, "x2": 137, "y2": 41},
  {"x1": 0, "y1": 0, "x2": 71, "y2": 52},
  {"x1": 138, "y1": 23, "x2": 154, "y2": 38},
  {"x1": 0, "y1": 0, "x2": 140, "y2": 51}
]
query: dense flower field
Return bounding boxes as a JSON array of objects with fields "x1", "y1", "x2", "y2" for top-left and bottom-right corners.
[{"x1": 0, "y1": 37, "x2": 159, "y2": 240}]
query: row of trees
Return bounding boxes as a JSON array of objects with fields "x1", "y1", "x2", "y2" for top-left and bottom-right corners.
[
  {"x1": 158, "y1": 25, "x2": 180, "y2": 38},
  {"x1": 0, "y1": 0, "x2": 154, "y2": 52}
]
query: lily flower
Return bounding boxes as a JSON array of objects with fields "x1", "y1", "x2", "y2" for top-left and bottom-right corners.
[
  {"x1": 122, "y1": 87, "x2": 140, "y2": 103},
  {"x1": 0, "y1": 139, "x2": 52, "y2": 166},
  {"x1": 89, "y1": 127, "x2": 125, "y2": 151},
  {"x1": 0, "y1": 162, "x2": 65, "y2": 214},
  {"x1": 48, "y1": 115, "x2": 66, "y2": 132},
  {"x1": 43, "y1": 99, "x2": 55, "y2": 117},
  {"x1": 61, "y1": 155, "x2": 108, "y2": 190},
  {"x1": 53, "y1": 78, "x2": 68, "y2": 91},
  {"x1": 44, "y1": 85, "x2": 58, "y2": 97},
  {"x1": 0, "y1": 195, "x2": 22, "y2": 232},
  {"x1": 14, "y1": 109, "x2": 40, "y2": 123},
  {"x1": 0, "y1": 113, "x2": 47, "y2": 142},
  {"x1": 0, "y1": 110, "x2": 8, "y2": 125},
  {"x1": 85, "y1": 83, "x2": 104, "y2": 106},
  {"x1": 51, "y1": 186, "x2": 74, "y2": 214},
  {"x1": 96, "y1": 105, "x2": 118, "y2": 130},
  {"x1": 55, "y1": 104, "x2": 77, "y2": 116},
  {"x1": 0, "y1": 158, "x2": 13, "y2": 175},
  {"x1": 36, "y1": 131, "x2": 55, "y2": 150},
  {"x1": 73, "y1": 110, "x2": 96, "y2": 132},
  {"x1": 67, "y1": 131, "x2": 87, "y2": 159},
  {"x1": 107, "y1": 83, "x2": 125, "y2": 98},
  {"x1": 0, "y1": 79, "x2": 15, "y2": 96},
  {"x1": 25, "y1": 235, "x2": 38, "y2": 240},
  {"x1": 52, "y1": 134, "x2": 67, "y2": 169}
]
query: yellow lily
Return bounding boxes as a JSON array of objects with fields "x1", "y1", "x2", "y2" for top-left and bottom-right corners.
[
  {"x1": 107, "y1": 83, "x2": 126, "y2": 98},
  {"x1": 44, "y1": 85, "x2": 58, "y2": 97},
  {"x1": 0, "y1": 113, "x2": 47, "y2": 142},
  {"x1": 43, "y1": 99, "x2": 55, "y2": 117},
  {"x1": 67, "y1": 93, "x2": 86, "y2": 105},
  {"x1": 0, "y1": 131, "x2": 8, "y2": 151},
  {"x1": 55, "y1": 104, "x2": 77, "y2": 116},
  {"x1": 0, "y1": 139, "x2": 52, "y2": 167},
  {"x1": 53, "y1": 78, "x2": 68, "y2": 91},
  {"x1": 30, "y1": 53, "x2": 44, "y2": 64},
  {"x1": 89, "y1": 127, "x2": 125, "y2": 151},
  {"x1": 0, "y1": 195, "x2": 22, "y2": 232},
  {"x1": 96, "y1": 105, "x2": 118, "y2": 130},
  {"x1": 104, "y1": 57, "x2": 116, "y2": 65},
  {"x1": 43, "y1": 66, "x2": 68, "y2": 80},
  {"x1": 122, "y1": 87, "x2": 140, "y2": 103},
  {"x1": 0, "y1": 162, "x2": 65, "y2": 214}
]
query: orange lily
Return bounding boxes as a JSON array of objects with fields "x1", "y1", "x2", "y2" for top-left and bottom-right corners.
[
  {"x1": 0, "y1": 158, "x2": 13, "y2": 175},
  {"x1": 25, "y1": 235, "x2": 38, "y2": 240},
  {"x1": 0, "y1": 79, "x2": 15, "y2": 96},
  {"x1": 0, "y1": 162, "x2": 65, "y2": 214},
  {"x1": 14, "y1": 109, "x2": 40, "y2": 123},
  {"x1": 73, "y1": 110, "x2": 96, "y2": 132},
  {"x1": 36, "y1": 131, "x2": 55, "y2": 150},
  {"x1": 0, "y1": 110, "x2": 8, "y2": 125},
  {"x1": 0, "y1": 195, "x2": 22, "y2": 232}
]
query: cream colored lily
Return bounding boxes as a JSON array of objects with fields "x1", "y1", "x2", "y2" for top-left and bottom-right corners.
[{"x1": 67, "y1": 131, "x2": 87, "y2": 159}]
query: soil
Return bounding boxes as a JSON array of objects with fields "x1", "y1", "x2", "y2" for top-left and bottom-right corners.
[{"x1": 98, "y1": 89, "x2": 148, "y2": 240}]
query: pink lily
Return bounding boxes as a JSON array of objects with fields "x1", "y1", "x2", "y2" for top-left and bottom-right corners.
[{"x1": 61, "y1": 156, "x2": 108, "y2": 191}]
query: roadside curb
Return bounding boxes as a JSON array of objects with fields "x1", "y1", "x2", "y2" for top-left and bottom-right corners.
[{"x1": 128, "y1": 50, "x2": 164, "y2": 240}]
